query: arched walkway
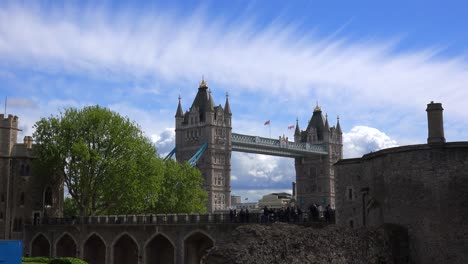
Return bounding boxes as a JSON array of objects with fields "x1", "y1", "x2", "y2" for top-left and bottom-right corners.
[
  {"x1": 84, "y1": 234, "x2": 106, "y2": 264},
  {"x1": 56, "y1": 233, "x2": 77, "y2": 257},
  {"x1": 145, "y1": 234, "x2": 175, "y2": 264},
  {"x1": 184, "y1": 232, "x2": 214, "y2": 264},
  {"x1": 113, "y1": 234, "x2": 138, "y2": 264},
  {"x1": 31, "y1": 234, "x2": 50, "y2": 257}
]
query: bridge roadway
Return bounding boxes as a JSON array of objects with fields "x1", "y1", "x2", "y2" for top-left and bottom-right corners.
[
  {"x1": 24, "y1": 213, "x2": 328, "y2": 264},
  {"x1": 231, "y1": 133, "x2": 328, "y2": 157}
]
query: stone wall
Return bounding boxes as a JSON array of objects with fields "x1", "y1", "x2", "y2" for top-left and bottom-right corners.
[
  {"x1": 203, "y1": 223, "x2": 409, "y2": 264},
  {"x1": 335, "y1": 143, "x2": 468, "y2": 264}
]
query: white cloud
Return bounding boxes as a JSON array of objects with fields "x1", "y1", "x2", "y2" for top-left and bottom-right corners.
[
  {"x1": 343, "y1": 125, "x2": 398, "y2": 158},
  {"x1": 153, "y1": 128, "x2": 176, "y2": 157},
  {"x1": 1, "y1": 4, "x2": 468, "y2": 124}
]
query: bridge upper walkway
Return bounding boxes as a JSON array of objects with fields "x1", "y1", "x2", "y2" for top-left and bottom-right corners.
[{"x1": 231, "y1": 133, "x2": 328, "y2": 157}]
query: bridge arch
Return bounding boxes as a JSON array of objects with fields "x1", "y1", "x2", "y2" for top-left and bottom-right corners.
[
  {"x1": 30, "y1": 232, "x2": 50, "y2": 257},
  {"x1": 83, "y1": 232, "x2": 107, "y2": 264},
  {"x1": 111, "y1": 232, "x2": 140, "y2": 264},
  {"x1": 55, "y1": 232, "x2": 77, "y2": 257},
  {"x1": 183, "y1": 230, "x2": 215, "y2": 264},
  {"x1": 144, "y1": 232, "x2": 175, "y2": 264}
]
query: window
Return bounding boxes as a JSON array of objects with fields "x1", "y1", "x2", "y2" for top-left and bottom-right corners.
[
  {"x1": 20, "y1": 164, "x2": 25, "y2": 176},
  {"x1": 0, "y1": 211, "x2": 3, "y2": 220},
  {"x1": 13, "y1": 218, "x2": 22, "y2": 232},
  {"x1": 44, "y1": 187, "x2": 53, "y2": 207},
  {"x1": 20, "y1": 192, "x2": 25, "y2": 206},
  {"x1": 349, "y1": 220, "x2": 354, "y2": 228},
  {"x1": 1, "y1": 193, "x2": 4, "y2": 203},
  {"x1": 25, "y1": 165, "x2": 30, "y2": 176},
  {"x1": 346, "y1": 187, "x2": 354, "y2": 201}
]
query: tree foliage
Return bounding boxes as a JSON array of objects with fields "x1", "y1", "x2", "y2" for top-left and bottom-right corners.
[{"x1": 34, "y1": 105, "x2": 207, "y2": 216}]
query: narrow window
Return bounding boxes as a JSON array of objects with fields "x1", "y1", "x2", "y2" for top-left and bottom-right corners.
[
  {"x1": 1, "y1": 194, "x2": 4, "y2": 203},
  {"x1": 20, "y1": 192, "x2": 25, "y2": 206},
  {"x1": 44, "y1": 187, "x2": 53, "y2": 207},
  {"x1": 0, "y1": 211, "x2": 3, "y2": 220},
  {"x1": 347, "y1": 187, "x2": 354, "y2": 201},
  {"x1": 20, "y1": 164, "x2": 25, "y2": 176},
  {"x1": 25, "y1": 165, "x2": 30, "y2": 176},
  {"x1": 349, "y1": 220, "x2": 354, "y2": 228}
]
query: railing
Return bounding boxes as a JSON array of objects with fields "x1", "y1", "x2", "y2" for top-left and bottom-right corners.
[
  {"x1": 231, "y1": 133, "x2": 328, "y2": 156},
  {"x1": 26, "y1": 213, "x2": 334, "y2": 226}
]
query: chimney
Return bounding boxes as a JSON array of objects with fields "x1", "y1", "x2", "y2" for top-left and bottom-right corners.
[
  {"x1": 24, "y1": 136, "x2": 33, "y2": 149},
  {"x1": 426, "y1": 101, "x2": 445, "y2": 144}
]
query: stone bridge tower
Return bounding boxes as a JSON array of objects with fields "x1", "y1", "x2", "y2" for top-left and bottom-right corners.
[
  {"x1": 294, "y1": 104, "x2": 342, "y2": 209},
  {"x1": 175, "y1": 79, "x2": 232, "y2": 212}
]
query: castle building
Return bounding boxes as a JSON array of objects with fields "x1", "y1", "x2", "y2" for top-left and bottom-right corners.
[
  {"x1": 0, "y1": 114, "x2": 62, "y2": 240},
  {"x1": 294, "y1": 104, "x2": 343, "y2": 209},
  {"x1": 334, "y1": 102, "x2": 468, "y2": 264},
  {"x1": 175, "y1": 79, "x2": 232, "y2": 212}
]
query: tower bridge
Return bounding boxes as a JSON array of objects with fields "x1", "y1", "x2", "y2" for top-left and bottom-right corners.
[{"x1": 175, "y1": 79, "x2": 343, "y2": 212}]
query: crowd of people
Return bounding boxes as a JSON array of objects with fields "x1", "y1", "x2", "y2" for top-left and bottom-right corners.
[{"x1": 228, "y1": 204, "x2": 335, "y2": 223}]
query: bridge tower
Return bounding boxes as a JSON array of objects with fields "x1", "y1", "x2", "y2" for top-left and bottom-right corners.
[
  {"x1": 294, "y1": 104, "x2": 342, "y2": 209},
  {"x1": 175, "y1": 79, "x2": 232, "y2": 212}
]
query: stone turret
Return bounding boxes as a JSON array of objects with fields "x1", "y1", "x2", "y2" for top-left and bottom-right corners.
[
  {"x1": 294, "y1": 118, "x2": 301, "y2": 142},
  {"x1": 0, "y1": 114, "x2": 20, "y2": 156}
]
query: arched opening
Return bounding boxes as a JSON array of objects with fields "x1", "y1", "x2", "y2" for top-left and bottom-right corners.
[
  {"x1": 184, "y1": 232, "x2": 214, "y2": 264},
  {"x1": 31, "y1": 234, "x2": 50, "y2": 257},
  {"x1": 44, "y1": 187, "x2": 53, "y2": 207},
  {"x1": 84, "y1": 234, "x2": 106, "y2": 264},
  {"x1": 145, "y1": 234, "x2": 174, "y2": 264},
  {"x1": 56, "y1": 233, "x2": 77, "y2": 257},
  {"x1": 113, "y1": 234, "x2": 138, "y2": 264}
]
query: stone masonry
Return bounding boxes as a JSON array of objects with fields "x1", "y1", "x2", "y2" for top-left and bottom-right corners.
[{"x1": 334, "y1": 102, "x2": 468, "y2": 264}]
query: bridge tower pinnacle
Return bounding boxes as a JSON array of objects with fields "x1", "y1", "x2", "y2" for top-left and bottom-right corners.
[{"x1": 175, "y1": 79, "x2": 232, "y2": 212}]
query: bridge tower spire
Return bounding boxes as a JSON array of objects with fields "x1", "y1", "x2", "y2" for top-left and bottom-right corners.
[{"x1": 175, "y1": 78, "x2": 232, "y2": 212}]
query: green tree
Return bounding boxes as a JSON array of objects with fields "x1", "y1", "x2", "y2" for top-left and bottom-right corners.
[
  {"x1": 63, "y1": 197, "x2": 78, "y2": 217},
  {"x1": 154, "y1": 160, "x2": 207, "y2": 214},
  {"x1": 34, "y1": 106, "x2": 162, "y2": 216},
  {"x1": 34, "y1": 105, "x2": 207, "y2": 216}
]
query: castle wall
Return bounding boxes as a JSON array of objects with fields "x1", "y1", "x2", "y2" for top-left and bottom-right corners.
[{"x1": 335, "y1": 143, "x2": 468, "y2": 264}]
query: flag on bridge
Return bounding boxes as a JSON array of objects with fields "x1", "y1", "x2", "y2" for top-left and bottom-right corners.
[
  {"x1": 288, "y1": 125, "x2": 295, "y2": 130},
  {"x1": 264, "y1": 120, "x2": 270, "y2": 125}
]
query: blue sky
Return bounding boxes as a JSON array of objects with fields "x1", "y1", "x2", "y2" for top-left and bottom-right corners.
[{"x1": 1, "y1": 1, "x2": 468, "y2": 201}]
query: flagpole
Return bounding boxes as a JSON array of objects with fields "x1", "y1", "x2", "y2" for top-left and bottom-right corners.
[{"x1": 269, "y1": 123, "x2": 271, "y2": 138}]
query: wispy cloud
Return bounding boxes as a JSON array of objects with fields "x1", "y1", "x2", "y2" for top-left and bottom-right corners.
[{"x1": 1, "y1": 4, "x2": 468, "y2": 114}]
